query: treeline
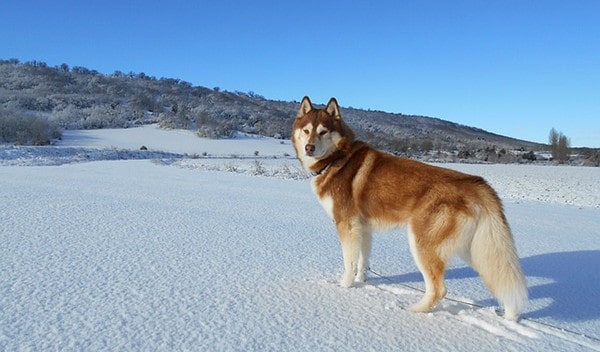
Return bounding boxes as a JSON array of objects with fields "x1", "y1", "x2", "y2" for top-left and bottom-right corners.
[
  {"x1": 0, "y1": 59, "x2": 295, "y2": 142},
  {"x1": 3, "y1": 58, "x2": 597, "y2": 165}
]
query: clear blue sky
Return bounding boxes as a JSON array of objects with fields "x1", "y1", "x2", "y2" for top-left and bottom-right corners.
[{"x1": 1, "y1": 0, "x2": 599, "y2": 147}]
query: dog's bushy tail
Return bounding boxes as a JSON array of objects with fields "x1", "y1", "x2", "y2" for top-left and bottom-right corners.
[{"x1": 469, "y1": 190, "x2": 528, "y2": 321}]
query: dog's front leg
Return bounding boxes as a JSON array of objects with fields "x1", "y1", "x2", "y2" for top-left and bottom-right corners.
[
  {"x1": 355, "y1": 231, "x2": 372, "y2": 283},
  {"x1": 337, "y1": 221, "x2": 360, "y2": 288}
]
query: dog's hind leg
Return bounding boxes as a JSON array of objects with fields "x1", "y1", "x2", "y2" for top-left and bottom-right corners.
[
  {"x1": 337, "y1": 219, "x2": 362, "y2": 288},
  {"x1": 407, "y1": 224, "x2": 448, "y2": 313}
]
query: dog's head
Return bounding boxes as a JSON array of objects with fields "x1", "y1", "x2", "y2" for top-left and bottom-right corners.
[{"x1": 292, "y1": 96, "x2": 354, "y2": 172}]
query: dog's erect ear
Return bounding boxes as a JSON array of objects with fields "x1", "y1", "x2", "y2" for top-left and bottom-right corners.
[
  {"x1": 325, "y1": 97, "x2": 341, "y2": 119},
  {"x1": 297, "y1": 96, "x2": 313, "y2": 118}
]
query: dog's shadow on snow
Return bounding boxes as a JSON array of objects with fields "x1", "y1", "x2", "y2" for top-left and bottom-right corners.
[{"x1": 373, "y1": 250, "x2": 600, "y2": 322}]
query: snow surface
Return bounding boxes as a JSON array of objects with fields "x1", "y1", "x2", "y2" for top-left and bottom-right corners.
[{"x1": 1, "y1": 125, "x2": 599, "y2": 351}]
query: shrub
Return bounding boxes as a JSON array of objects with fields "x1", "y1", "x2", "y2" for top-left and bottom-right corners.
[
  {"x1": 251, "y1": 160, "x2": 266, "y2": 175},
  {"x1": 522, "y1": 151, "x2": 536, "y2": 161},
  {"x1": 0, "y1": 110, "x2": 61, "y2": 145}
]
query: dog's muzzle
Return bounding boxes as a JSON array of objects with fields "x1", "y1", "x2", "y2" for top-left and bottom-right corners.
[{"x1": 305, "y1": 144, "x2": 315, "y2": 156}]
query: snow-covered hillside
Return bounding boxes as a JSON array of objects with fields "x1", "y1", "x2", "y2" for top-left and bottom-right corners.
[{"x1": 1, "y1": 125, "x2": 599, "y2": 351}]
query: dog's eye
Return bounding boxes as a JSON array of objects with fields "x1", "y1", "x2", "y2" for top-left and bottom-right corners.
[
  {"x1": 319, "y1": 130, "x2": 328, "y2": 136},
  {"x1": 303, "y1": 129, "x2": 309, "y2": 135}
]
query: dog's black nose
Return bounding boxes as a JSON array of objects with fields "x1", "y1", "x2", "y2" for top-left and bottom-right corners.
[{"x1": 305, "y1": 144, "x2": 315, "y2": 155}]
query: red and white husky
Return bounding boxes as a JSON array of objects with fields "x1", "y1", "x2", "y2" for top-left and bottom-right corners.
[{"x1": 292, "y1": 96, "x2": 527, "y2": 320}]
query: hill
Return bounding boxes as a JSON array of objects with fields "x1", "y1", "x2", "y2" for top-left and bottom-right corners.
[{"x1": 0, "y1": 59, "x2": 547, "y2": 162}]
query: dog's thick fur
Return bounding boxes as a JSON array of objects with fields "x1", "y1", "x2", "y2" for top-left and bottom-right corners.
[{"x1": 292, "y1": 96, "x2": 527, "y2": 320}]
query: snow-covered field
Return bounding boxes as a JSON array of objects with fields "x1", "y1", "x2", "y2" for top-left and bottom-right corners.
[{"x1": 1, "y1": 125, "x2": 599, "y2": 351}]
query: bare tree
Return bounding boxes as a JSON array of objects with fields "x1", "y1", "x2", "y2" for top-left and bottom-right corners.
[{"x1": 549, "y1": 128, "x2": 570, "y2": 163}]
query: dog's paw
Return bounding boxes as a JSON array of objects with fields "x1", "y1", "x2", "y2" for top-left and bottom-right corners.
[
  {"x1": 340, "y1": 275, "x2": 354, "y2": 288},
  {"x1": 408, "y1": 298, "x2": 434, "y2": 313},
  {"x1": 355, "y1": 271, "x2": 366, "y2": 283}
]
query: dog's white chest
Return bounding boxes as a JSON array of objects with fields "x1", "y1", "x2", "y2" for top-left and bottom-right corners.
[{"x1": 311, "y1": 178, "x2": 334, "y2": 220}]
